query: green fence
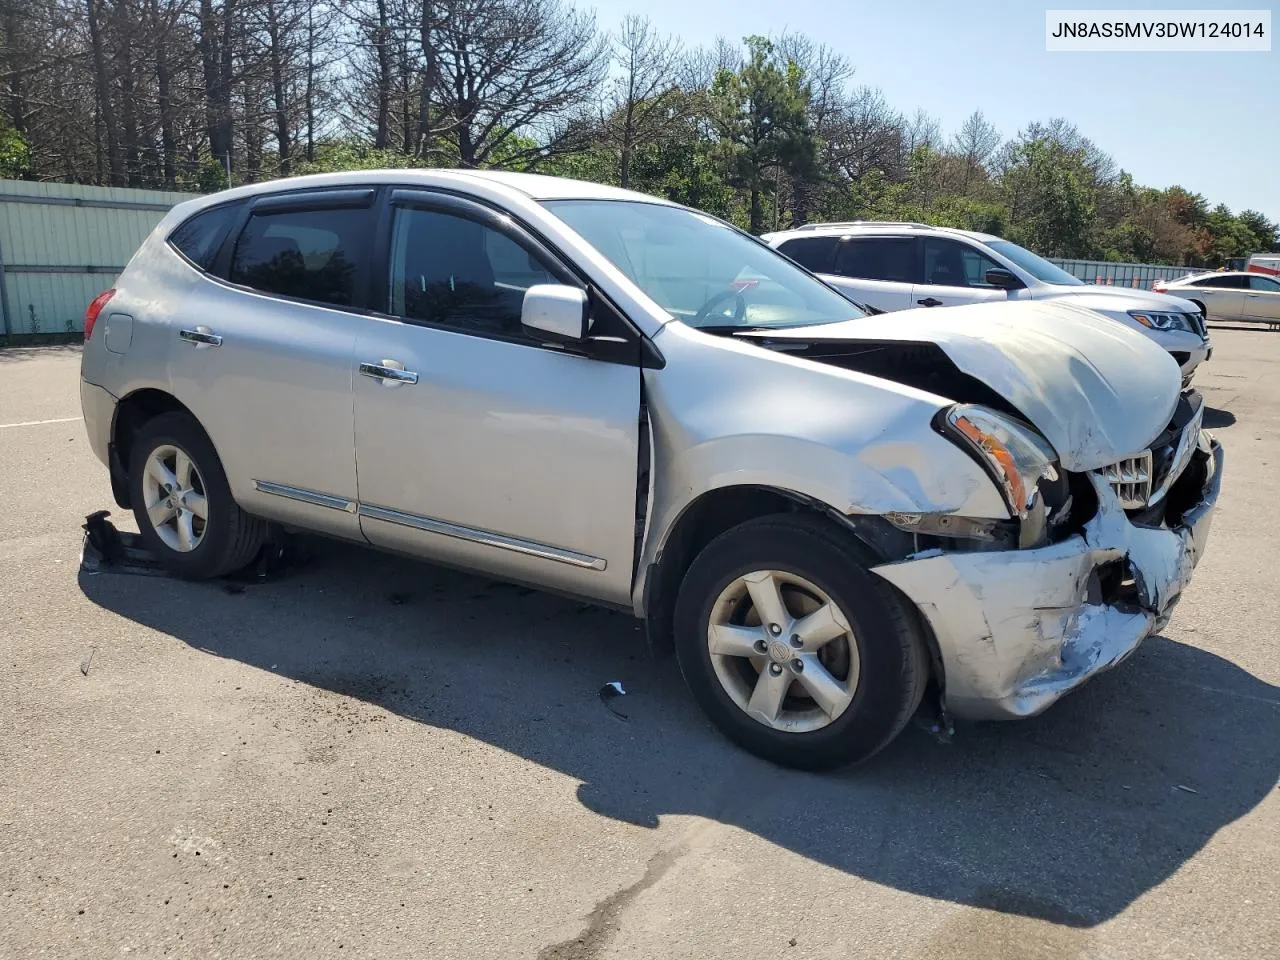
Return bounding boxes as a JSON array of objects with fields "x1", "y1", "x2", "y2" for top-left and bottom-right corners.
[{"x1": 0, "y1": 180, "x2": 199, "y2": 336}]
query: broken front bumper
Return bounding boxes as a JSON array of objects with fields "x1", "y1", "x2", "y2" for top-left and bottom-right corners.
[{"x1": 871, "y1": 440, "x2": 1223, "y2": 721}]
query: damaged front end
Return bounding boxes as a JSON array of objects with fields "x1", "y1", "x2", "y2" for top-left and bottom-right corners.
[{"x1": 870, "y1": 402, "x2": 1223, "y2": 721}]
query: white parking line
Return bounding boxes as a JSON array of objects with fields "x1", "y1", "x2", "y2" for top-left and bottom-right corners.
[{"x1": 0, "y1": 416, "x2": 81, "y2": 429}]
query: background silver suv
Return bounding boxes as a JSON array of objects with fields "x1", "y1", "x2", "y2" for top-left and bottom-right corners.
[
  {"x1": 764, "y1": 222, "x2": 1213, "y2": 385},
  {"x1": 80, "y1": 171, "x2": 1222, "y2": 768}
]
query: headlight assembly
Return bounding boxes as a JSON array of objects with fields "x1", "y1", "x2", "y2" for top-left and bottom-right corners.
[
  {"x1": 1129, "y1": 309, "x2": 1192, "y2": 332},
  {"x1": 938, "y1": 405, "x2": 1059, "y2": 519}
]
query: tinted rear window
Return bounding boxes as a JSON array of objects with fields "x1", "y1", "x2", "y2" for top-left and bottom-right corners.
[
  {"x1": 777, "y1": 236, "x2": 838, "y2": 272},
  {"x1": 168, "y1": 203, "x2": 241, "y2": 270},
  {"x1": 229, "y1": 206, "x2": 374, "y2": 306}
]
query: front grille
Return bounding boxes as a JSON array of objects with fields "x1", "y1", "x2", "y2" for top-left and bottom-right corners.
[
  {"x1": 1097, "y1": 392, "x2": 1204, "y2": 512},
  {"x1": 1187, "y1": 311, "x2": 1207, "y2": 337},
  {"x1": 1099, "y1": 452, "x2": 1153, "y2": 508}
]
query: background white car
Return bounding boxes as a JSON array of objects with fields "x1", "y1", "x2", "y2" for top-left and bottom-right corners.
[
  {"x1": 1156, "y1": 271, "x2": 1280, "y2": 329},
  {"x1": 764, "y1": 222, "x2": 1213, "y2": 385}
]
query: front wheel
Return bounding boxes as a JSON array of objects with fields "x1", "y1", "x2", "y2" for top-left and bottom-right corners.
[
  {"x1": 673, "y1": 515, "x2": 928, "y2": 770},
  {"x1": 128, "y1": 411, "x2": 268, "y2": 579}
]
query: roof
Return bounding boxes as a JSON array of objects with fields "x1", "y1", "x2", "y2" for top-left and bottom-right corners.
[
  {"x1": 1166, "y1": 271, "x2": 1256, "y2": 284},
  {"x1": 763, "y1": 222, "x2": 1003, "y2": 244},
  {"x1": 172, "y1": 168, "x2": 675, "y2": 214}
]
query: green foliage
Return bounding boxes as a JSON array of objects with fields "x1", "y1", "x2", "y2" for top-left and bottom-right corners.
[
  {"x1": 291, "y1": 138, "x2": 429, "y2": 176},
  {"x1": 707, "y1": 36, "x2": 816, "y2": 233},
  {"x1": 0, "y1": 119, "x2": 30, "y2": 179},
  {"x1": 1001, "y1": 138, "x2": 1095, "y2": 258}
]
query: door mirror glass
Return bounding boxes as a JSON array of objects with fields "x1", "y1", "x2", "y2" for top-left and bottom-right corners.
[
  {"x1": 522, "y1": 284, "x2": 589, "y2": 342},
  {"x1": 985, "y1": 267, "x2": 1024, "y2": 290}
]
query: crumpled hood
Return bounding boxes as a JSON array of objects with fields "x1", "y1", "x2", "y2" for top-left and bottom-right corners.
[{"x1": 741, "y1": 299, "x2": 1182, "y2": 472}]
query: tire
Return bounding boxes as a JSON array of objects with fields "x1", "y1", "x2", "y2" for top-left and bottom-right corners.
[
  {"x1": 128, "y1": 411, "x2": 268, "y2": 580},
  {"x1": 673, "y1": 514, "x2": 928, "y2": 770}
]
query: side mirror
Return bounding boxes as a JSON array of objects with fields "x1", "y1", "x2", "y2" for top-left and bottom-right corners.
[
  {"x1": 985, "y1": 267, "x2": 1024, "y2": 290},
  {"x1": 521, "y1": 284, "x2": 590, "y2": 343}
]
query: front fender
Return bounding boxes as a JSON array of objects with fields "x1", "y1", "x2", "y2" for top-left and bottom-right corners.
[{"x1": 634, "y1": 322, "x2": 1009, "y2": 611}]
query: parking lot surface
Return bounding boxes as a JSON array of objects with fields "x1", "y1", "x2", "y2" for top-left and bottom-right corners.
[{"x1": 2, "y1": 331, "x2": 1277, "y2": 960}]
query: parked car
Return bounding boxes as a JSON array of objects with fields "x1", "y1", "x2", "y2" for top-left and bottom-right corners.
[
  {"x1": 763, "y1": 222, "x2": 1212, "y2": 386},
  {"x1": 1156, "y1": 271, "x2": 1280, "y2": 329},
  {"x1": 80, "y1": 172, "x2": 1223, "y2": 769}
]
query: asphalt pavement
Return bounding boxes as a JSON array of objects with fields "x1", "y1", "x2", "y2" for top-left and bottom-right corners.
[{"x1": 1, "y1": 331, "x2": 1276, "y2": 960}]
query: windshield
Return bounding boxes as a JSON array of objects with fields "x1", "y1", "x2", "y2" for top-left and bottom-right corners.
[
  {"x1": 984, "y1": 240, "x2": 1084, "y2": 286},
  {"x1": 542, "y1": 200, "x2": 866, "y2": 329}
]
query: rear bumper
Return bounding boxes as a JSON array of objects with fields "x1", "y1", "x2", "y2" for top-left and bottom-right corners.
[
  {"x1": 872, "y1": 439, "x2": 1223, "y2": 721},
  {"x1": 80, "y1": 379, "x2": 117, "y2": 469}
]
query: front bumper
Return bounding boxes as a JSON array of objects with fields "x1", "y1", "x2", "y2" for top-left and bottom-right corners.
[{"x1": 871, "y1": 440, "x2": 1223, "y2": 720}]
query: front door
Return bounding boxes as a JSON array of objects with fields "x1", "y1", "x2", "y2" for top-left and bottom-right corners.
[
  {"x1": 911, "y1": 237, "x2": 1014, "y2": 309},
  {"x1": 351, "y1": 193, "x2": 642, "y2": 605}
]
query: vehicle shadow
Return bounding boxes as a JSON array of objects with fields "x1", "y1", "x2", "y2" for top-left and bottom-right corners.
[
  {"x1": 79, "y1": 537, "x2": 1280, "y2": 929},
  {"x1": 1203, "y1": 406, "x2": 1237, "y2": 428}
]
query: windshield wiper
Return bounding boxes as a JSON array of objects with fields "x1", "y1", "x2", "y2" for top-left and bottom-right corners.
[{"x1": 690, "y1": 324, "x2": 780, "y2": 335}]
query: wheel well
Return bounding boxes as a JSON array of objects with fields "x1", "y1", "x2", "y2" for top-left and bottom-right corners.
[
  {"x1": 109, "y1": 389, "x2": 193, "y2": 508},
  {"x1": 644, "y1": 486, "x2": 866, "y2": 654}
]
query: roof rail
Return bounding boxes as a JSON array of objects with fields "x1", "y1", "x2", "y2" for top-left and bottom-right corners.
[{"x1": 792, "y1": 220, "x2": 936, "y2": 231}]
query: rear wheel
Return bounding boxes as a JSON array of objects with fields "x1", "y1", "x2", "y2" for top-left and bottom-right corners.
[
  {"x1": 128, "y1": 412, "x2": 267, "y2": 579},
  {"x1": 673, "y1": 515, "x2": 928, "y2": 770}
]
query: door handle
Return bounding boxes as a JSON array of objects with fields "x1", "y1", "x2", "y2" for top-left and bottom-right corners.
[
  {"x1": 359, "y1": 361, "x2": 419, "y2": 386},
  {"x1": 916, "y1": 297, "x2": 943, "y2": 307},
  {"x1": 179, "y1": 327, "x2": 222, "y2": 347}
]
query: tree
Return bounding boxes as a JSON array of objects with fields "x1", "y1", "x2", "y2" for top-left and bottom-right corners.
[
  {"x1": 601, "y1": 15, "x2": 685, "y2": 188},
  {"x1": 950, "y1": 110, "x2": 999, "y2": 191},
  {"x1": 1002, "y1": 137, "x2": 1095, "y2": 257},
  {"x1": 430, "y1": 0, "x2": 606, "y2": 168},
  {"x1": 708, "y1": 35, "x2": 814, "y2": 233}
]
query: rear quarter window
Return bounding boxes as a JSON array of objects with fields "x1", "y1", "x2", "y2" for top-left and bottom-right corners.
[{"x1": 167, "y1": 202, "x2": 243, "y2": 271}]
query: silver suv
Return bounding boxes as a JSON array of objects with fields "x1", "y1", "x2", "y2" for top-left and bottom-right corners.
[
  {"x1": 80, "y1": 171, "x2": 1223, "y2": 768},
  {"x1": 764, "y1": 222, "x2": 1213, "y2": 386}
]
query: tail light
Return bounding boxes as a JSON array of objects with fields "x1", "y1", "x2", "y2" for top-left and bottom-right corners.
[
  {"x1": 84, "y1": 288, "x2": 116, "y2": 340},
  {"x1": 1153, "y1": 281, "x2": 1167, "y2": 292}
]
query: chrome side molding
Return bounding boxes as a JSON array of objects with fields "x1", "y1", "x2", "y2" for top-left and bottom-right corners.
[
  {"x1": 253, "y1": 479, "x2": 357, "y2": 513},
  {"x1": 358, "y1": 503, "x2": 607, "y2": 571}
]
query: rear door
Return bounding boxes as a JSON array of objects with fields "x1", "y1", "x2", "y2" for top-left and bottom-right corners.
[
  {"x1": 819, "y1": 236, "x2": 918, "y2": 312},
  {"x1": 166, "y1": 187, "x2": 376, "y2": 539},
  {"x1": 1244, "y1": 275, "x2": 1280, "y2": 322},
  {"x1": 911, "y1": 237, "x2": 1014, "y2": 309}
]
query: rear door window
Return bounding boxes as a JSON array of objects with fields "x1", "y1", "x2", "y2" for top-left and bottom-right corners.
[
  {"x1": 833, "y1": 238, "x2": 917, "y2": 283},
  {"x1": 1193, "y1": 275, "x2": 1248, "y2": 288},
  {"x1": 777, "y1": 236, "x2": 838, "y2": 272},
  {"x1": 229, "y1": 205, "x2": 376, "y2": 307}
]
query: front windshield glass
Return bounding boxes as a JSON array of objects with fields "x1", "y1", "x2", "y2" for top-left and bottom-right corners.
[
  {"x1": 542, "y1": 200, "x2": 866, "y2": 329},
  {"x1": 984, "y1": 239, "x2": 1083, "y2": 286}
]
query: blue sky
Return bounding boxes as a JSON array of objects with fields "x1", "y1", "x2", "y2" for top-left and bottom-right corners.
[{"x1": 589, "y1": 0, "x2": 1279, "y2": 224}]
